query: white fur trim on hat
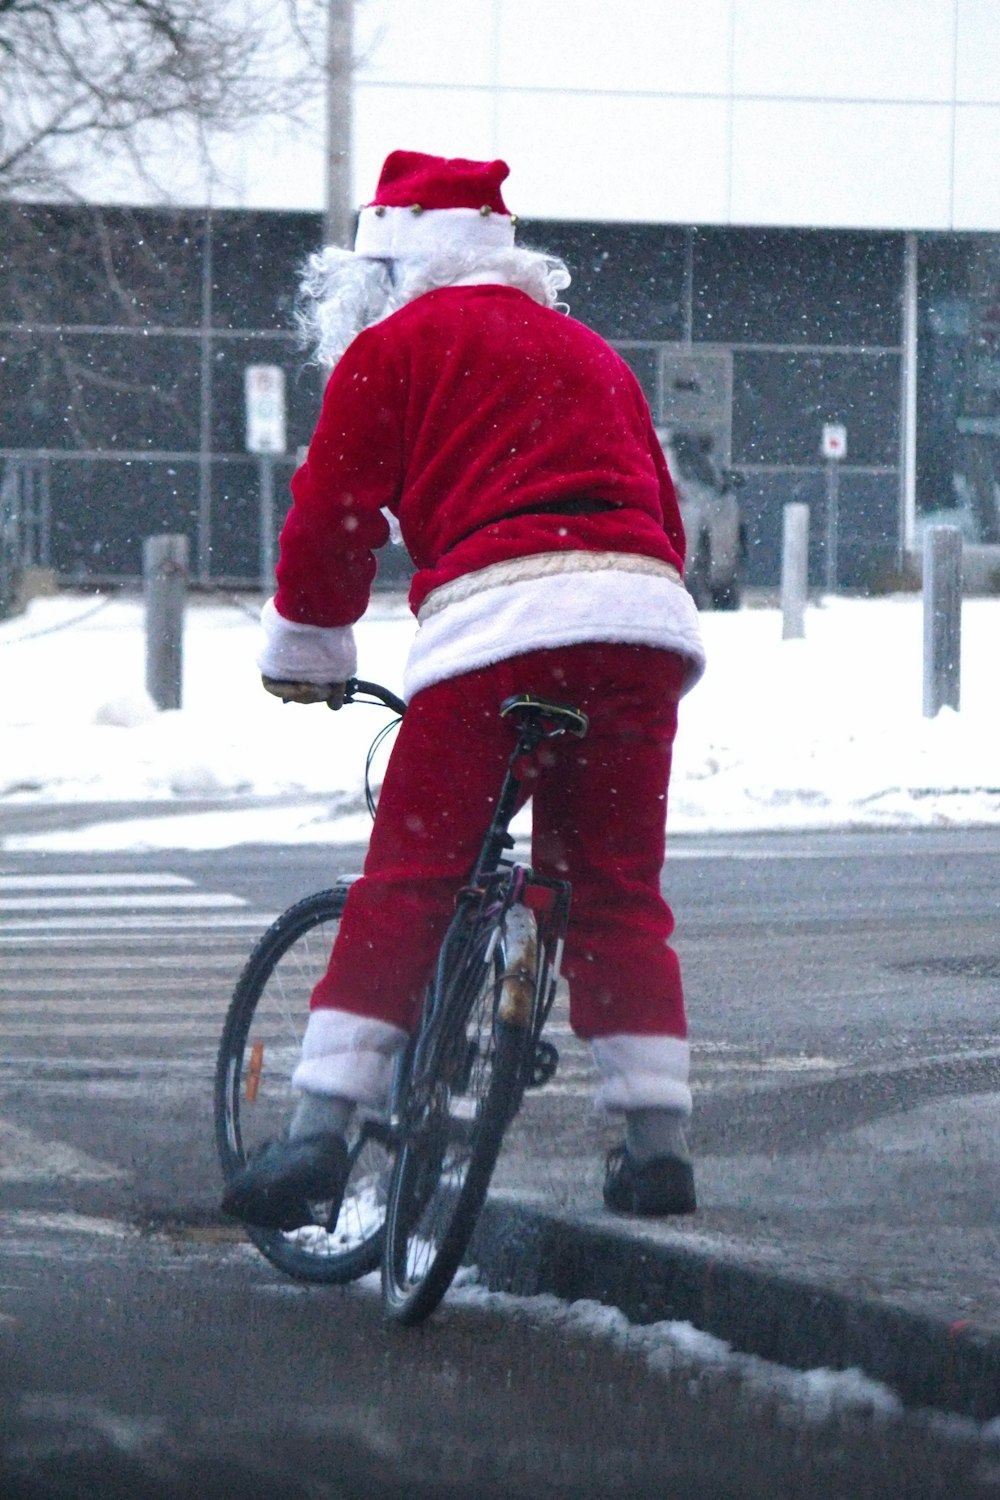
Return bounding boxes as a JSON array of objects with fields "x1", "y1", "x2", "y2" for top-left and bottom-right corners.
[
  {"x1": 355, "y1": 205, "x2": 515, "y2": 260},
  {"x1": 257, "y1": 597, "x2": 358, "y2": 684},
  {"x1": 591, "y1": 1034, "x2": 692, "y2": 1115},
  {"x1": 291, "y1": 1008, "x2": 409, "y2": 1111}
]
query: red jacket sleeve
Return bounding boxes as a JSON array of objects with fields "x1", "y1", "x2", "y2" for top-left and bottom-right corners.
[{"x1": 274, "y1": 328, "x2": 403, "y2": 626}]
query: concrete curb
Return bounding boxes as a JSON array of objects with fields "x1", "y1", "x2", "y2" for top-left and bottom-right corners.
[{"x1": 470, "y1": 1197, "x2": 1000, "y2": 1423}]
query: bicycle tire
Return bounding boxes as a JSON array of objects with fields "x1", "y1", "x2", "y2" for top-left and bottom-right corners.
[
  {"x1": 381, "y1": 904, "x2": 535, "y2": 1324},
  {"x1": 214, "y1": 886, "x2": 392, "y2": 1284}
]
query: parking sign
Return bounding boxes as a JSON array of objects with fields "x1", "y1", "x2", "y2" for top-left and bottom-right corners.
[{"x1": 245, "y1": 365, "x2": 287, "y2": 455}]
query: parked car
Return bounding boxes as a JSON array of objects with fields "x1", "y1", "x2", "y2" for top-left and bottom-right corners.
[{"x1": 659, "y1": 430, "x2": 745, "y2": 610}]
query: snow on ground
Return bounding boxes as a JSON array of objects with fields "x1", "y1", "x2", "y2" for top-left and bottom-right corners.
[{"x1": 1, "y1": 589, "x2": 998, "y2": 852}]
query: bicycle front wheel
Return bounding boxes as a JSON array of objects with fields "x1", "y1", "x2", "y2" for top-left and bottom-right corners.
[
  {"x1": 381, "y1": 906, "x2": 534, "y2": 1325},
  {"x1": 214, "y1": 886, "x2": 392, "y2": 1284}
]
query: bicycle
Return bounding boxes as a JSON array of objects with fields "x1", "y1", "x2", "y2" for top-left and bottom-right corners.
[{"x1": 214, "y1": 676, "x2": 586, "y2": 1322}]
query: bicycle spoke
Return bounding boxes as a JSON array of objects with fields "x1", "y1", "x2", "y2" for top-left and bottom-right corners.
[{"x1": 382, "y1": 904, "x2": 533, "y2": 1323}]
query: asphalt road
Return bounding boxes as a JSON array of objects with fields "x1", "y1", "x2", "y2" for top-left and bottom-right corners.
[{"x1": 2, "y1": 821, "x2": 999, "y2": 1496}]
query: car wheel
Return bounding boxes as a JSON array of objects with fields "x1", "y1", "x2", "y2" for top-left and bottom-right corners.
[{"x1": 710, "y1": 576, "x2": 742, "y2": 611}]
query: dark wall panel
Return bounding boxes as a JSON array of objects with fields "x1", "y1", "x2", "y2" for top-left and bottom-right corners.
[
  {"x1": 211, "y1": 212, "x2": 323, "y2": 332},
  {"x1": 694, "y1": 229, "x2": 902, "y2": 347},
  {"x1": 0, "y1": 205, "x2": 204, "y2": 327},
  {"x1": 738, "y1": 468, "x2": 898, "y2": 590},
  {"x1": 611, "y1": 345, "x2": 659, "y2": 410},
  {"x1": 209, "y1": 459, "x2": 292, "y2": 580},
  {"x1": 522, "y1": 220, "x2": 687, "y2": 341},
  {"x1": 732, "y1": 350, "x2": 901, "y2": 467},
  {"x1": 0, "y1": 332, "x2": 201, "y2": 451},
  {"x1": 48, "y1": 460, "x2": 199, "y2": 576}
]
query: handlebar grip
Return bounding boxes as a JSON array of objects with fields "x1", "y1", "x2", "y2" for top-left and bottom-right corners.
[{"x1": 344, "y1": 678, "x2": 407, "y2": 718}]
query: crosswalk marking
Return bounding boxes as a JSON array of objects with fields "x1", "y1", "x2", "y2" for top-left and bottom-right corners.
[
  {"x1": 1, "y1": 952, "x2": 246, "y2": 972},
  {"x1": 0, "y1": 866, "x2": 272, "y2": 943},
  {"x1": 1, "y1": 861, "x2": 596, "y2": 1111},
  {"x1": 0, "y1": 864, "x2": 300, "y2": 1121},
  {"x1": 6, "y1": 1022, "x2": 234, "y2": 1037},
  {"x1": 1, "y1": 980, "x2": 238, "y2": 998},
  {"x1": 0, "y1": 874, "x2": 194, "y2": 890},
  {"x1": 0, "y1": 913, "x2": 274, "y2": 938},
  {"x1": 0, "y1": 893, "x2": 245, "y2": 911}
]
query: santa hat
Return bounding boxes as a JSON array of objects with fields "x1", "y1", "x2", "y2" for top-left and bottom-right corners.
[{"x1": 354, "y1": 150, "x2": 516, "y2": 260}]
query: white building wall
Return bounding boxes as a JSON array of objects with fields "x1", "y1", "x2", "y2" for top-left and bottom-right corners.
[
  {"x1": 348, "y1": 0, "x2": 1000, "y2": 231},
  {"x1": 60, "y1": 0, "x2": 1000, "y2": 231}
]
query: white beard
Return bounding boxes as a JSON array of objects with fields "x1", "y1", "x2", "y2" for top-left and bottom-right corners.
[{"x1": 295, "y1": 245, "x2": 572, "y2": 371}]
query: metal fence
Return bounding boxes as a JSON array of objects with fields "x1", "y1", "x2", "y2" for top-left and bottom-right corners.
[{"x1": 0, "y1": 458, "x2": 50, "y2": 617}]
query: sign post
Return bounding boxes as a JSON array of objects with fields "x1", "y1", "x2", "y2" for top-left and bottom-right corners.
[
  {"x1": 245, "y1": 365, "x2": 287, "y2": 591},
  {"x1": 821, "y1": 423, "x2": 846, "y2": 594}
]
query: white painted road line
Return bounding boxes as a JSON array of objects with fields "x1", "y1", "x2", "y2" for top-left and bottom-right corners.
[
  {"x1": 0, "y1": 893, "x2": 245, "y2": 911},
  {"x1": 0, "y1": 874, "x2": 195, "y2": 890},
  {"x1": 6, "y1": 1022, "x2": 234, "y2": 1037},
  {"x1": 0, "y1": 913, "x2": 275, "y2": 936},
  {"x1": 0, "y1": 951, "x2": 246, "y2": 972}
]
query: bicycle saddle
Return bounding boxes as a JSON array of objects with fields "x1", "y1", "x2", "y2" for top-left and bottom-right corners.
[{"x1": 499, "y1": 694, "x2": 589, "y2": 738}]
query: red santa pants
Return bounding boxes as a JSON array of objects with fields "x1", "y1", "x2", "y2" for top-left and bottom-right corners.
[{"x1": 298, "y1": 644, "x2": 689, "y2": 1104}]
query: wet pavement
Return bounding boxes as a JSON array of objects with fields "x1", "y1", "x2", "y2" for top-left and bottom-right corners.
[{"x1": 2, "y1": 822, "x2": 999, "y2": 1431}]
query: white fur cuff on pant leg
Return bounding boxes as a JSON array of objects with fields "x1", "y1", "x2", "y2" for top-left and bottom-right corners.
[
  {"x1": 591, "y1": 1034, "x2": 692, "y2": 1116},
  {"x1": 291, "y1": 1008, "x2": 408, "y2": 1112}
]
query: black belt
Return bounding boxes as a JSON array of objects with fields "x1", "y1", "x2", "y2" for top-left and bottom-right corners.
[{"x1": 451, "y1": 497, "x2": 619, "y2": 549}]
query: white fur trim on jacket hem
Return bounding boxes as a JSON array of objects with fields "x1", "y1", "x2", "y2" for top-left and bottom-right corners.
[
  {"x1": 257, "y1": 597, "x2": 358, "y2": 685},
  {"x1": 403, "y1": 563, "x2": 706, "y2": 702},
  {"x1": 291, "y1": 1008, "x2": 408, "y2": 1111},
  {"x1": 591, "y1": 1034, "x2": 692, "y2": 1115}
]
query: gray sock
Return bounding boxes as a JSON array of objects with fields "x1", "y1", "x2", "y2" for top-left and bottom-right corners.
[
  {"x1": 289, "y1": 1091, "x2": 354, "y2": 1142},
  {"x1": 625, "y1": 1108, "x2": 691, "y2": 1165}
]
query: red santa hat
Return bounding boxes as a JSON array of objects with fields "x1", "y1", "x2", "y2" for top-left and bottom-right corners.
[{"x1": 354, "y1": 150, "x2": 516, "y2": 259}]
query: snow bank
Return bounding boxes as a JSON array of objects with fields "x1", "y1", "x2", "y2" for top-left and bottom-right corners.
[{"x1": 2, "y1": 590, "x2": 998, "y2": 851}]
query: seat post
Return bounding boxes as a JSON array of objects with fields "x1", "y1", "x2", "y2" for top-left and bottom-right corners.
[{"x1": 470, "y1": 748, "x2": 526, "y2": 886}]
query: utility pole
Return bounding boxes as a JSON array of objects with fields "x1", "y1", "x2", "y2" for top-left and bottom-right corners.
[{"x1": 325, "y1": 0, "x2": 354, "y2": 248}]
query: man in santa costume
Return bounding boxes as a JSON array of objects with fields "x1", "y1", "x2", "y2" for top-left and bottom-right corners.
[{"x1": 222, "y1": 149, "x2": 706, "y2": 1232}]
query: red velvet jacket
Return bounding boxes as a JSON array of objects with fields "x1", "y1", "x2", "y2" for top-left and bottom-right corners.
[{"x1": 274, "y1": 285, "x2": 686, "y2": 626}]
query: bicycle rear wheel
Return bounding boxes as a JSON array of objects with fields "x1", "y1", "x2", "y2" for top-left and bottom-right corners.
[
  {"x1": 214, "y1": 886, "x2": 392, "y2": 1284},
  {"x1": 381, "y1": 904, "x2": 535, "y2": 1325}
]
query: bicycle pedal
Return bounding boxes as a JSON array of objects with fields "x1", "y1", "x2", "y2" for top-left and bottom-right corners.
[{"x1": 528, "y1": 1039, "x2": 559, "y2": 1088}]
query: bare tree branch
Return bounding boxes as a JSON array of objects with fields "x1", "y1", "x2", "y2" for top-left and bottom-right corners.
[{"x1": 0, "y1": 0, "x2": 325, "y2": 198}]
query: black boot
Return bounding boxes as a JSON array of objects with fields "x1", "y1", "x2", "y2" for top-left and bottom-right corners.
[
  {"x1": 603, "y1": 1145, "x2": 696, "y2": 1216},
  {"x1": 221, "y1": 1133, "x2": 349, "y2": 1232}
]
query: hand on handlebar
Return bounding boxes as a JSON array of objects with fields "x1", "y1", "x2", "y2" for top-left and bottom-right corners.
[{"x1": 261, "y1": 676, "x2": 346, "y2": 710}]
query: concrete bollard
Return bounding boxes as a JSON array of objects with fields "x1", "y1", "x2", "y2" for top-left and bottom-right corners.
[
  {"x1": 922, "y1": 525, "x2": 962, "y2": 718},
  {"x1": 144, "y1": 533, "x2": 189, "y2": 711},
  {"x1": 781, "y1": 502, "x2": 810, "y2": 640}
]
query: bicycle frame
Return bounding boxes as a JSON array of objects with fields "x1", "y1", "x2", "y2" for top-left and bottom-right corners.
[
  {"x1": 417, "y1": 708, "x2": 578, "y2": 1111},
  {"x1": 342, "y1": 678, "x2": 581, "y2": 1134}
]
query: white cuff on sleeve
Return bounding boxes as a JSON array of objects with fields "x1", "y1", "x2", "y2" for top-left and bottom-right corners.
[{"x1": 257, "y1": 597, "x2": 358, "y2": 685}]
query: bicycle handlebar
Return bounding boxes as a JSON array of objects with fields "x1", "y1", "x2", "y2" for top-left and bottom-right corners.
[{"x1": 343, "y1": 678, "x2": 407, "y2": 718}]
